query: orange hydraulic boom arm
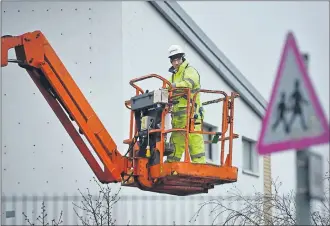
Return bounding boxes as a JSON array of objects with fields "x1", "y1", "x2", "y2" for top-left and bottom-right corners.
[{"x1": 1, "y1": 31, "x2": 128, "y2": 183}]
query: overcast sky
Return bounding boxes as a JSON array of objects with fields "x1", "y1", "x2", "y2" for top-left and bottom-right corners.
[{"x1": 179, "y1": 1, "x2": 329, "y2": 192}]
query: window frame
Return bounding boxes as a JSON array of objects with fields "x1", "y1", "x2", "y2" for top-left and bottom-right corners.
[
  {"x1": 202, "y1": 122, "x2": 218, "y2": 163},
  {"x1": 242, "y1": 136, "x2": 259, "y2": 177}
]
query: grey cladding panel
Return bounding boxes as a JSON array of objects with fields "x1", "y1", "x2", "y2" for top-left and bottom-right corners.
[{"x1": 1, "y1": 1, "x2": 123, "y2": 197}]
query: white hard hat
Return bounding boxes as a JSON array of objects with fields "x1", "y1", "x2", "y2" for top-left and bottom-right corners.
[{"x1": 168, "y1": 44, "x2": 185, "y2": 58}]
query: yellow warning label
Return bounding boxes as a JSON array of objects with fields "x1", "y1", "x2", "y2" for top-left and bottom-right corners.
[{"x1": 141, "y1": 116, "x2": 147, "y2": 130}]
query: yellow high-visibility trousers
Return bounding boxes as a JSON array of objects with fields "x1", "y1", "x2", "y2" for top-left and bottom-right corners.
[{"x1": 166, "y1": 107, "x2": 206, "y2": 164}]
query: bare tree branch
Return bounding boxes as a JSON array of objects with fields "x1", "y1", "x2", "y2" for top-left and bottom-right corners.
[
  {"x1": 191, "y1": 161, "x2": 329, "y2": 225},
  {"x1": 22, "y1": 201, "x2": 63, "y2": 226},
  {"x1": 73, "y1": 177, "x2": 125, "y2": 226}
]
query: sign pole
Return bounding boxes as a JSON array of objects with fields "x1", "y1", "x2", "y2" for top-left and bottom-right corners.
[
  {"x1": 296, "y1": 150, "x2": 311, "y2": 225},
  {"x1": 295, "y1": 53, "x2": 310, "y2": 226}
]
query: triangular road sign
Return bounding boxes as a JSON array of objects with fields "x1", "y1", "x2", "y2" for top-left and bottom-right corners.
[{"x1": 257, "y1": 32, "x2": 330, "y2": 155}]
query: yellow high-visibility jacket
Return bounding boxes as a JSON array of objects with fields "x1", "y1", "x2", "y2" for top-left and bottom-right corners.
[{"x1": 168, "y1": 60, "x2": 204, "y2": 120}]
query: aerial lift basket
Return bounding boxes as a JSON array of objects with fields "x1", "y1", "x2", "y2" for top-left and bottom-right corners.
[{"x1": 122, "y1": 74, "x2": 240, "y2": 195}]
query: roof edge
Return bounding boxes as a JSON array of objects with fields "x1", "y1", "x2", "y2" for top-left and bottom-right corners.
[{"x1": 150, "y1": 1, "x2": 267, "y2": 118}]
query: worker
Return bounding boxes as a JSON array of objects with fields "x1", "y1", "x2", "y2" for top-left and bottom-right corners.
[{"x1": 166, "y1": 44, "x2": 206, "y2": 164}]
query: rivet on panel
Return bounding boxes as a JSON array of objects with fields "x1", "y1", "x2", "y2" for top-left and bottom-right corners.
[
  {"x1": 89, "y1": 91, "x2": 92, "y2": 93},
  {"x1": 4, "y1": 94, "x2": 6, "y2": 96},
  {"x1": 75, "y1": 62, "x2": 78, "y2": 64},
  {"x1": 90, "y1": 62, "x2": 92, "y2": 64},
  {"x1": 33, "y1": 92, "x2": 35, "y2": 95},
  {"x1": 18, "y1": 122, "x2": 21, "y2": 125},
  {"x1": 18, "y1": 10, "x2": 20, "y2": 12},
  {"x1": 32, "y1": 9, "x2": 34, "y2": 12},
  {"x1": 61, "y1": 33, "x2": 63, "y2": 36},
  {"x1": 61, "y1": 167, "x2": 63, "y2": 169},
  {"x1": 33, "y1": 168, "x2": 35, "y2": 170},
  {"x1": 61, "y1": 9, "x2": 63, "y2": 11},
  {"x1": 89, "y1": 46, "x2": 92, "y2": 50},
  {"x1": 47, "y1": 121, "x2": 50, "y2": 124},
  {"x1": 46, "y1": 9, "x2": 49, "y2": 11},
  {"x1": 89, "y1": 32, "x2": 92, "y2": 35},
  {"x1": 3, "y1": 11, "x2": 6, "y2": 13},
  {"x1": 4, "y1": 152, "x2": 6, "y2": 155},
  {"x1": 90, "y1": 76, "x2": 92, "y2": 79},
  {"x1": 75, "y1": 180, "x2": 78, "y2": 183},
  {"x1": 89, "y1": 8, "x2": 91, "y2": 10},
  {"x1": 33, "y1": 144, "x2": 36, "y2": 147},
  {"x1": 46, "y1": 181, "x2": 48, "y2": 183},
  {"x1": 18, "y1": 182, "x2": 20, "y2": 184},
  {"x1": 3, "y1": 168, "x2": 6, "y2": 171},
  {"x1": 75, "y1": 8, "x2": 78, "y2": 11},
  {"x1": 89, "y1": 18, "x2": 91, "y2": 20}
]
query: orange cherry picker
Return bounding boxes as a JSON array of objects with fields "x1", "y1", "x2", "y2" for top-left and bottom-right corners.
[{"x1": 1, "y1": 30, "x2": 240, "y2": 196}]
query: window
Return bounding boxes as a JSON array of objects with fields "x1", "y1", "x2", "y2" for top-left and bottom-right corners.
[
  {"x1": 242, "y1": 136, "x2": 259, "y2": 176},
  {"x1": 202, "y1": 122, "x2": 217, "y2": 163}
]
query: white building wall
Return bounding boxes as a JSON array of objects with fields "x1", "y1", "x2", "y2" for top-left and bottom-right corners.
[
  {"x1": 1, "y1": 1, "x2": 264, "y2": 225},
  {"x1": 178, "y1": 0, "x2": 329, "y2": 195},
  {"x1": 1, "y1": 1, "x2": 124, "y2": 195}
]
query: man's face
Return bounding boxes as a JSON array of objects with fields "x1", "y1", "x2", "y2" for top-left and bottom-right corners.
[{"x1": 170, "y1": 55, "x2": 183, "y2": 70}]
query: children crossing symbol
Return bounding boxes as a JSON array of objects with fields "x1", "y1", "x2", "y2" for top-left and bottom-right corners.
[{"x1": 272, "y1": 79, "x2": 309, "y2": 134}]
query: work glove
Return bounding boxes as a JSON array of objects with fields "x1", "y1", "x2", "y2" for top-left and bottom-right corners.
[{"x1": 171, "y1": 83, "x2": 176, "y2": 88}]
